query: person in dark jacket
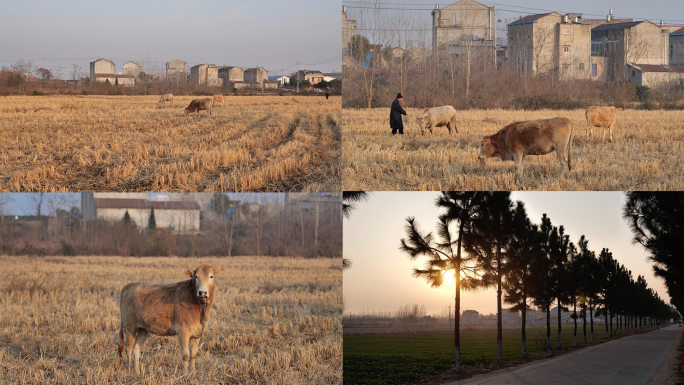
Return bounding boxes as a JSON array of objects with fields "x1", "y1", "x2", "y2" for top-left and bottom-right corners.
[{"x1": 390, "y1": 93, "x2": 407, "y2": 135}]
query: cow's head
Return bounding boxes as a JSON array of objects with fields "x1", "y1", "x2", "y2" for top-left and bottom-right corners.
[
  {"x1": 184, "y1": 264, "x2": 220, "y2": 304},
  {"x1": 478, "y1": 136, "x2": 498, "y2": 162},
  {"x1": 416, "y1": 115, "x2": 428, "y2": 135}
]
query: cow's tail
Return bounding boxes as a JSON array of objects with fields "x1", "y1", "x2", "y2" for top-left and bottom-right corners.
[{"x1": 567, "y1": 124, "x2": 573, "y2": 172}]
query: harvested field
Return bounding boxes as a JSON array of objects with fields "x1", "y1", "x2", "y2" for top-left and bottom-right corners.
[
  {"x1": 0, "y1": 95, "x2": 340, "y2": 192},
  {"x1": 341, "y1": 108, "x2": 684, "y2": 190},
  {"x1": 0, "y1": 255, "x2": 342, "y2": 384}
]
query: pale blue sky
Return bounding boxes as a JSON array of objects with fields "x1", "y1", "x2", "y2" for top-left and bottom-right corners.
[
  {"x1": 343, "y1": 192, "x2": 670, "y2": 316},
  {"x1": 0, "y1": 0, "x2": 342, "y2": 78}
]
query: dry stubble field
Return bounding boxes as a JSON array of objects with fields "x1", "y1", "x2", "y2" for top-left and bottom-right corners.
[
  {"x1": 342, "y1": 108, "x2": 684, "y2": 190},
  {"x1": 0, "y1": 95, "x2": 340, "y2": 192},
  {"x1": 0, "y1": 255, "x2": 342, "y2": 384}
]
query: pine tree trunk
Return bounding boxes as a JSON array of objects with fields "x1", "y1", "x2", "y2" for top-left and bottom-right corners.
[
  {"x1": 455, "y1": 264, "x2": 462, "y2": 373},
  {"x1": 497, "y1": 275, "x2": 503, "y2": 365},
  {"x1": 573, "y1": 300, "x2": 577, "y2": 346},
  {"x1": 546, "y1": 306, "x2": 551, "y2": 351},
  {"x1": 557, "y1": 297, "x2": 562, "y2": 349},
  {"x1": 522, "y1": 294, "x2": 527, "y2": 359},
  {"x1": 590, "y1": 304, "x2": 595, "y2": 342}
]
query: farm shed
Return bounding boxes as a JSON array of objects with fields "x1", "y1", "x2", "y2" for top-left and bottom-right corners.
[
  {"x1": 89, "y1": 198, "x2": 200, "y2": 234},
  {"x1": 627, "y1": 63, "x2": 684, "y2": 87}
]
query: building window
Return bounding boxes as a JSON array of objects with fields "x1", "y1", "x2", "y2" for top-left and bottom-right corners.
[
  {"x1": 579, "y1": 63, "x2": 585, "y2": 70},
  {"x1": 563, "y1": 29, "x2": 571, "y2": 35},
  {"x1": 452, "y1": 14, "x2": 456, "y2": 25},
  {"x1": 671, "y1": 45, "x2": 674, "y2": 57},
  {"x1": 632, "y1": 70, "x2": 636, "y2": 77},
  {"x1": 592, "y1": 63, "x2": 597, "y2": 77},
  {"x1": 563, "y1": 46, "x2": 570, "y2": 53}
]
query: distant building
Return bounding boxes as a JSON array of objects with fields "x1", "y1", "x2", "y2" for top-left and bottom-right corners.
[
  {"x1": 591, "y1": 21, "x2": 670, "y2": 81},
  {"x1": 671, "y1": 27, "x2": 684, "y2": 65},
  {"x1": 89, "y1": 59, "x2": 134, "y2": 86},
  {"x1": 123, "y1": 61, "x2": 141, "y2": 79},
  {"x1": 244, "y1": 67, "x2": 268, "y2": 83},
  {"x1": 218, "y1": 66, "x2": 244, "y2": 84},
  {"x1": 166, "y1": 59, "x2": 187, "y2": 78},
  {"x1": 229, "y1": 80, "x2": 259, "y2": 89},
  {"x1": 461, "y1": 310, "x2": 479, "y2": 324},
  {"x1": 627, "y1": 63, "x2": 684, "y2": 87},
  {"x1": 263, "y1": 79, "x2": 279, "y2": 89},
  {"x1": 323, "y1": 72, "x2": 342, "y2": 80},
  {"x1": 502, "y1": 308, "x2": 521, "y2": 324},
  {"x1": 342, "y1": 5, "x2": 357, "y2": 58},
  {"x1": 81, "y1": 193, "x2": 200, "y2": 234},
  {"x1": 431, "y1": 0, "x2": 496, "y2": 70},
  {"x1": 190, "y1": 64, "x2": 221, "y2": 86},
  {"x1": 287, "y1": 192, "x2": 341, "y2": 211},
  {"x1": 292, "y1": 69, "x2": 324, "y2": 85}
]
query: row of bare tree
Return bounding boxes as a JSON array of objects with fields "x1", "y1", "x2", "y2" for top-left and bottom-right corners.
[{"x1": 0, "y1": 194, "x2": 342, "y2": 259}]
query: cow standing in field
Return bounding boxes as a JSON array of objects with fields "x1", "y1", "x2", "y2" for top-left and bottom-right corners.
[
  {"x1": 213, "y1": 94, "x2": 225, "y2": 104},
  {"x1": 158, "y1": 94, "x2": 174, "y2": 104},
  {"x1": 118, "y1": 264, "x2": 220, "y2": 376},
  {"x1": 184, "y1": 98, "x2": 213, "y2": 117},
  {"x1": 416, "y1": 106, "x2": 458, "y2": 135},
  {"x1": 478, "y1": 117, "x2": 573, "y2": 181},
  {"x1": 586, "y1": 106, "x2": 622, "y2": 142}
]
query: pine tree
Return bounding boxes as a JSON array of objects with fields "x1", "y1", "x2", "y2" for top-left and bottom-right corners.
[{"x1": 148, "y1": 207, "x2": 157, "y2": 230}]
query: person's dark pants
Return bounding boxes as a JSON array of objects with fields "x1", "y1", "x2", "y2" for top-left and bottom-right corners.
[{"x1": 391, "y1": 128, "x2": 403, "y2": 135}]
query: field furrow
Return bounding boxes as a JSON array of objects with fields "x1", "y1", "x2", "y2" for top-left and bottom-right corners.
[{"x1": 0, "y1": 95, "x2": 341, "y2": 192}]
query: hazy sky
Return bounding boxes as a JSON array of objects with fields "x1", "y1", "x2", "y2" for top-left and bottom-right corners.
[
  {"x1": 343, "y1": 192, "x2": 671, "y2": 316},
  {"x1": 0, "y1": 0, "x2": 342, "y2": 78}
]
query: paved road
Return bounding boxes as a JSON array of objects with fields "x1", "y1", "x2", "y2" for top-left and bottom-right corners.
[{"x1": 455, "y1": 324, "x2": 682, "y2": 385}]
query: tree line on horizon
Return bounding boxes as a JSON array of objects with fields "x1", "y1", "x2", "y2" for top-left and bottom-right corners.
[{"x1": 400, "y1": 192, "x2": 681, "y2": 373}]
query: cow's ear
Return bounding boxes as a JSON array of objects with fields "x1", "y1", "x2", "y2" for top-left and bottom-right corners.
[
  {"x1": 214, "y1": 264, "x2": 221, "y2": 275},
  {"x1": 184, "y1": 269, "x2": 194, "y2": 278}
]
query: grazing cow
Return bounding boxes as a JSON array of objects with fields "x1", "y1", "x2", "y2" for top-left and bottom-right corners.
[
  {"x1": 213, "y1": 94, "x2": 225, "y2": 104},
  {"x1": 118, "y1": 264, "x2": 220, "y2": 376},
  {"x1": 158, "y1": 94, "x2": 174, "y2": 104},
  {"x1": 586, "y1": 106, "x2": 622, "y2": 142},
  {"x1": 416, "y1": 106, "x2": 458, "y2": 135},
  {"x1": 478, "y1": 117, "x2": 573, "y2": 181},
  {"x1": 184, "y1": 98, "x2": 213, "y2": 116}
]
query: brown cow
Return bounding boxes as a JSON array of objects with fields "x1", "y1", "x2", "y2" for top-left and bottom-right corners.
[
  {"x1": 586, "y1": 106, "x2": 622, "y2": 142},
  {"x1": 118, "y1": 264, "x2": 220, "y2": 375},
  {"x1": 478, "y1": 117, "x2": 573, "y2": 181},
  {"x1": 184, "y1": 98, "x2": 213, "y2": 116},
  {"x1": 158, "y1": 94, "x2": 174, "y2": 104},
  {"x1": 213, "y1": 94, "x2": 225, "y2": 104}
]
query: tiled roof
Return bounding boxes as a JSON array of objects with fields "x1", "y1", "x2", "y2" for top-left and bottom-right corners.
[
  {"x1": 94, "y1": 198, "x2": 200, "y2": 210},
  {"x1": 94, "y1": 73, "x2": 135, "y2": 78},
  {"x1": 508, "y1": 13, "x2": 554, "y2": 26},
  {"x1": 629, "y1": 64, "x2": 684, "y2": 73},
  {"x1": 592, "y1": 21, "x2": 644, "y2": 31}
]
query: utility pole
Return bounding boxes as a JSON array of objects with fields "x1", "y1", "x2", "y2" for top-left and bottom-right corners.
[{"x1": 296, "y1": 61, "x2": 299, "y2": 93}]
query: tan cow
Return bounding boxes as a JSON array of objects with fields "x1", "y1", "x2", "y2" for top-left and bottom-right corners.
[
  {"x1": 416, "y1": 105, "x2": 458, "y2": 135},
  {"x1": 213, "y1": 94, "x2": 225, "y2": 104},
  {"x1": 478, "y1": 117, "x2": 573, "y2": 181},
  {"x1": 586, "y1": 106, "x2": 622, "y2": 142},
  {"x1": 184, "y1": 98, "x2": 213, "y2": 116},
  {"x1": 118, "y1": 264, "x2": 220, "y2": 376},
  {"x1": 158, "y1": 94, "x2": 174, "y2": 104}
]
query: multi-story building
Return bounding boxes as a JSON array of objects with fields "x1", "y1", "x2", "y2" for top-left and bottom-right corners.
[
  {"x1": 89, "y1": 59, "x2": 135, "y2": 86},
  {"x1": 244, "y1": 67, "x2": 268, "y2": 83},
  {"x1": 190, "y1": 64, "x2": 221, "y2": 86}
]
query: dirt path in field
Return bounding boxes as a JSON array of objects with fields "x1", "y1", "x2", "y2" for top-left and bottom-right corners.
[{"x1": 449, "y1": 324, "x2": 683, "y2": 385}]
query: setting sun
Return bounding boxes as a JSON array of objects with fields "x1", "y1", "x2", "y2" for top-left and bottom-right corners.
[{"x1": 443, "y1": 270, "x2": 454, "y2": 285}]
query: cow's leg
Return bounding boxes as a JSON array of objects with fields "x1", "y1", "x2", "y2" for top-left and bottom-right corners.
[
  {"x1": 132, "y1": 328, "x2": 149, "y2": 375},
  {"x1": 514, "y1": 152, "x2": 524, "y2": 181},
  {"x1": 451, "y1": 117, "x2": 458, "y2": 133},
  {"x1": 608, "y1": 122, "x2": 614, "y2": 142},
  {"x1": 446, "y1": 122, "x2": 452, "y2": 134},
  {"x1": 123, "y1": 329, "x2": 136, "y2": 371},
  {"x1": 556, "y1": 149, "x2": 567, "y2": 178},
  {"x1": 189, "y1": 337, "x2": 200, "y2": 373},
  {"x1": 178, "y1": 331, "x2": 191, "y2": 376}
]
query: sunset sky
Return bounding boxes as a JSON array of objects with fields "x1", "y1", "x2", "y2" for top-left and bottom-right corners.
[{"x1": 343, "y1": 192, "x2": 670, "y2": 316}]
